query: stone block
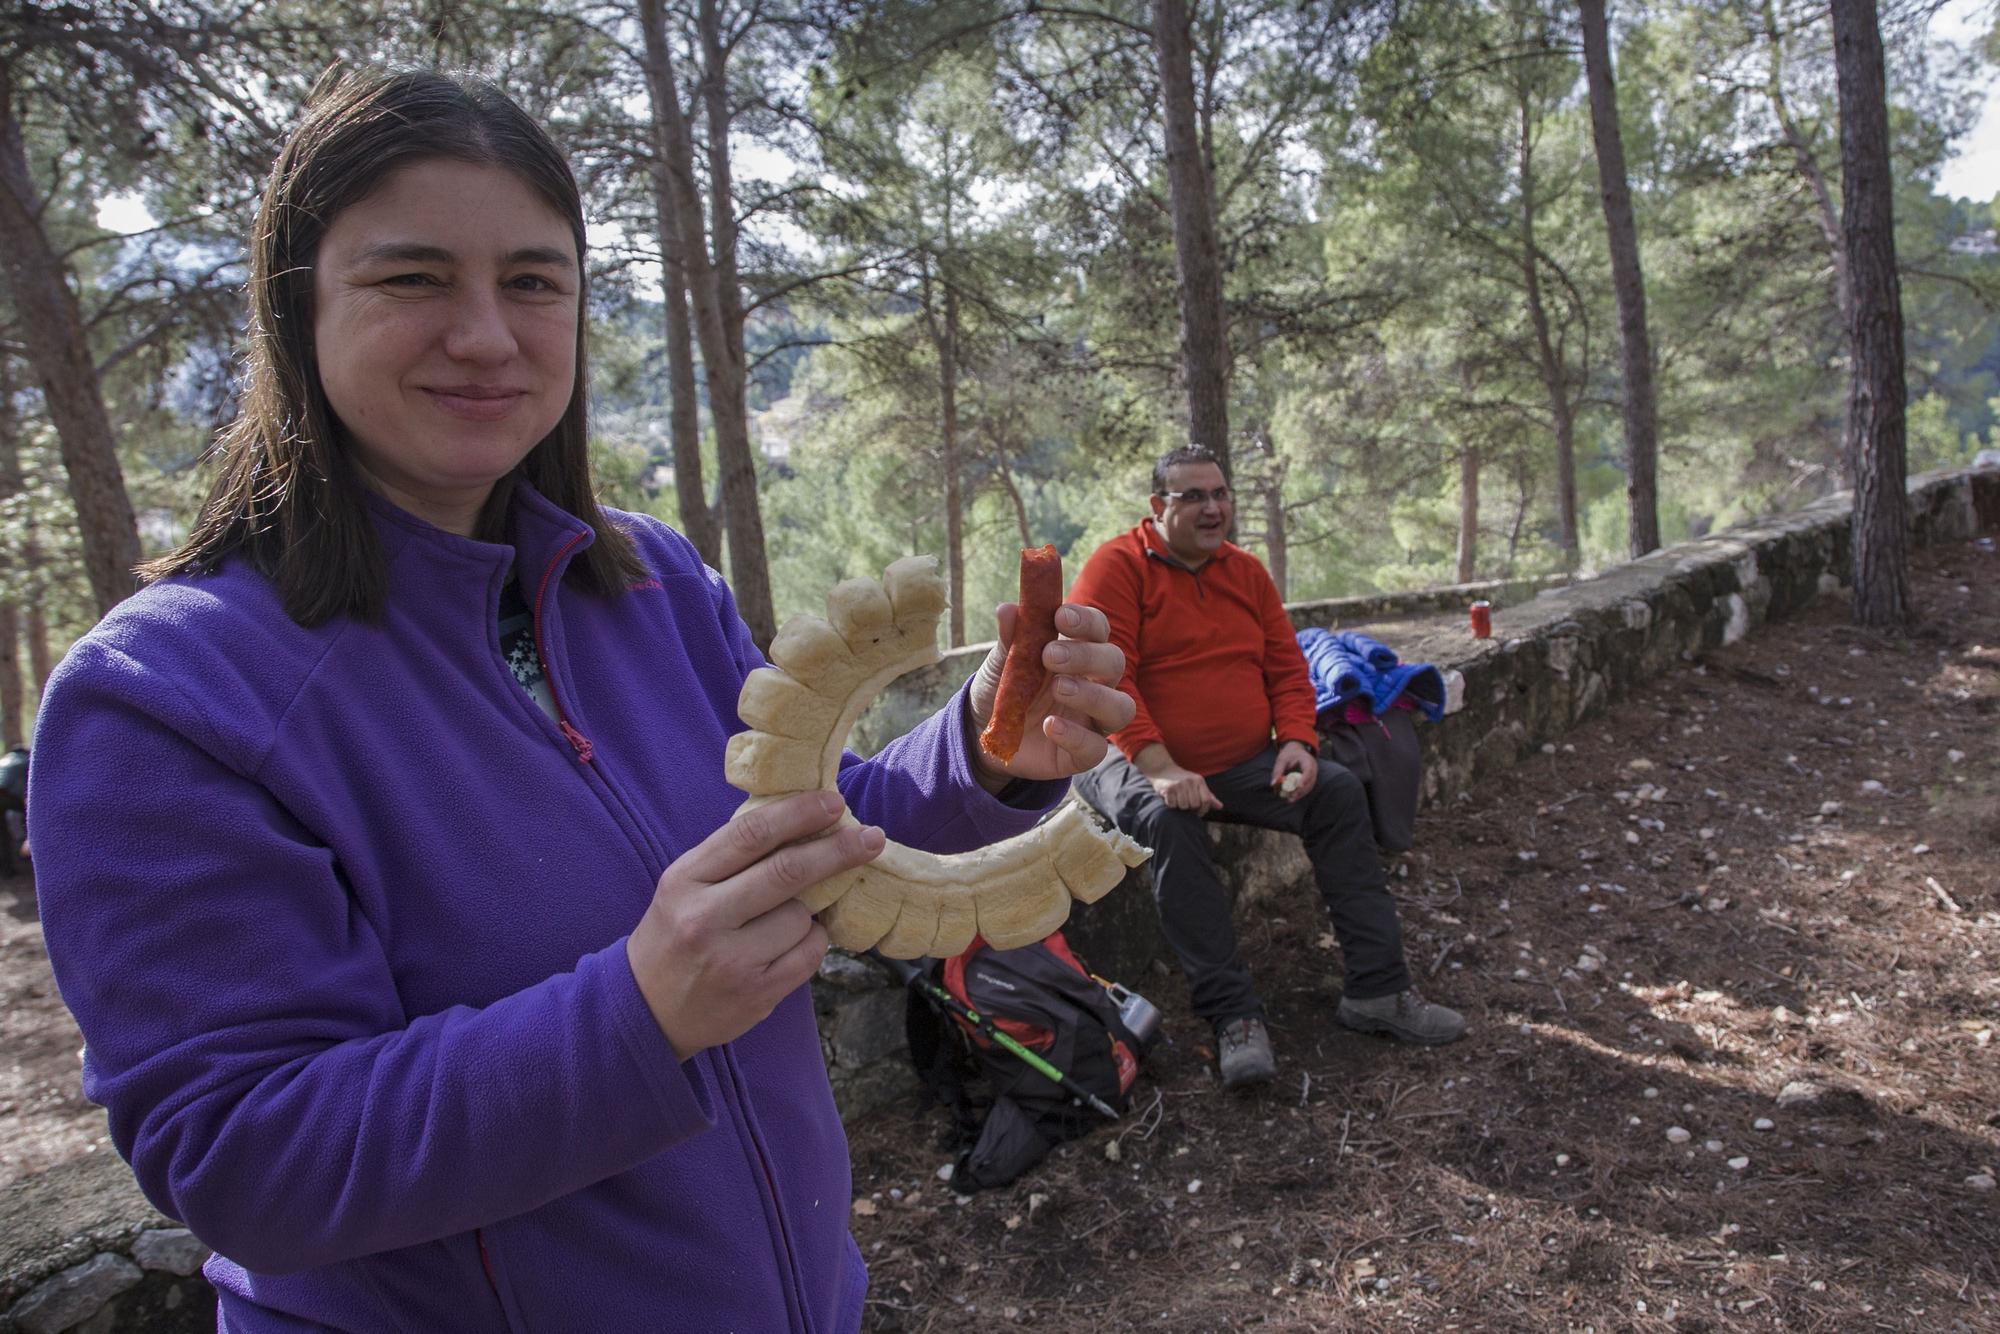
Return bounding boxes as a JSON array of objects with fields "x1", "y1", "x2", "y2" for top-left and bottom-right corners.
[
  {"x1": 814, "y1": 950, "x2": 892, "y2": 997},
  {"x1": 1060, "y1": 869, "x2": 1165, "y2": 986},
  {"x1": 827, "y1": 1057, "x2": 922, "y2": 1126},
  {"x1": 129, "y1": 1230, "x2": 208, "y2": 1278},
  {"x1": 824, "y1": 987, "x2": 907, "y2": 1070},
  {"x1": 8, "y1": 1253, "x2": 140, "y2": 1334}
]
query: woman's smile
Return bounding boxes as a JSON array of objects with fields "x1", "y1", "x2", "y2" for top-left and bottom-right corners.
[{"x1": 422, "y1": 384, "x2": 531, "y2": 420}]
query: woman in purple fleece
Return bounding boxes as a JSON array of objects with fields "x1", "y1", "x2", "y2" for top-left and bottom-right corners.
[{"x1": 30, "y1": 70, "x2": 1130, "y2": 1332}]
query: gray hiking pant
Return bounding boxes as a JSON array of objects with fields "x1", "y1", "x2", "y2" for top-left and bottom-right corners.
[{"x1": 1073, "y1": 745, "x2": 1411, "y2": 1025}]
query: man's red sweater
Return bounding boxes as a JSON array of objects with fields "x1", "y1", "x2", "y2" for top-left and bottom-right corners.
[{"x1": 1067, "y1": 518, "x2": 1318, "y2": 775}]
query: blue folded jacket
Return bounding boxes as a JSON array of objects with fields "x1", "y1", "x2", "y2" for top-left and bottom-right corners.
[
  {"x1": 1296, "y1": 627, "x2": 1445, "y2": 724},
  {"x1": 1331, "y1": 630, "x2": 1398, "y2": 671}
]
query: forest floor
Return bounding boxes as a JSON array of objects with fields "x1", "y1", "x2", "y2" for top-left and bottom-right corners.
[{"x1": 2, "y1": 542, "x2": 1997, "y2": 1332}]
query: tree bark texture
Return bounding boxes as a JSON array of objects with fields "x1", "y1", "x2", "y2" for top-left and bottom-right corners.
[
  {"x1": 642, "y1": 0, "x2": 775, "y2": 648},
  {"x1": 1831, "y1": 0, "x2": 1911, "y2": 628},
  {"x1": 937, "y1": 277, "x2": 966, "y2": 649},
  {"x1": 1579, "y1": 0, "x2": 1661, "y2": 558},
  {"x1": 1456, "y1": 446, "x2": 1480, "y2": 584},
  {"x1": 25, "y1": 582, "x2": 49, "y2": 702},
  {"x1": 1259, "y1": 468, "x2": 1287, "y2": 601},
  {"x1": 638, "y1": 0, "x2": 722, "y2": 569},
  {"x1": 0, "y1": 603, "x2": 19, "y2": 749},
  {"x1": 1150, "y1": 0, "x2": 1231, "y2": 475},
  {"x1": 0, "y1": 78, "x2": 141, "y2": 616},
  {"x1": 700, "y1": 0, "x2": 749, "y2": 407},
  {"x1": 0, "y1": 358, "x2": 21, "y2": 746},
  {"x1": 1516, "y1": 92, "x2": 1578, "y2": 566}
]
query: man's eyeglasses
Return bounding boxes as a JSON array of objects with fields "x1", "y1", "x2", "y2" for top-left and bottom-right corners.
[{"x1": 1158, "y1": 486, "x2": 1231, "y2": 507}]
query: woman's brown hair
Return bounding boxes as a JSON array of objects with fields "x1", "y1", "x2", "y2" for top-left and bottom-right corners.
[{"x1": 142, "y1": 67, "x2": 644, "y2": 623}]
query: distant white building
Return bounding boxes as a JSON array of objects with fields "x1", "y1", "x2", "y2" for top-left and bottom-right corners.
[{"x1": 1947, "y1": 228, "x2": 1998, "y2": 256}]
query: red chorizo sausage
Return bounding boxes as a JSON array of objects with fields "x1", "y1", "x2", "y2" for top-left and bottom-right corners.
[{"x1": 978, "y1": 544, "x2": 1063, "y2": 764}]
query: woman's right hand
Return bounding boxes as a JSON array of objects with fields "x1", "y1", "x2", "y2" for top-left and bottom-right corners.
[{"x1": 627, "y1": 790, "x2": 884, "y2": 1061}]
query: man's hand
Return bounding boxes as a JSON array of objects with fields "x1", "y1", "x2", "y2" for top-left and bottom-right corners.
[
  {"x1": 1271, "y1": 740, "x2": 1318, "y2": 802},
  {"x1": 968, "y1": 602, "x2": 1134, "y2": 789},
  {"x1": 1148, "y1": 763, "x2": 1223, "y2": 813}
]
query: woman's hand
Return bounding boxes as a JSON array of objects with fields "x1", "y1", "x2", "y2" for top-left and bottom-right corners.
[
  {"x1": 626, "y1": 791, "x2": 883, "y2": 1061},
  {"x1": 968, "y1": 602, "x2": 1134, "y2": 787}
]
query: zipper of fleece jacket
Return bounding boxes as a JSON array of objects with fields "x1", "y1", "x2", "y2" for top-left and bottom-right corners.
[
  {"x1": 531, "y1": 532, "x2": 598, "y2": 763},
  {"x1": 528, "y1": 536, "x2": 817, "y2": 1329},
  {"x1": 717, "y1": 1046, "x2": 817, "y2": 1333}
]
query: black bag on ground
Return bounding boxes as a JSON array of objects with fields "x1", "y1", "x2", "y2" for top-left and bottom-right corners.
[
  {"x1": 1321, "y1": 707, "x2": 1422, "y2": 854},
  {"x1": 903, "y1": 931, "x2": 1151, "y2": 1192}
]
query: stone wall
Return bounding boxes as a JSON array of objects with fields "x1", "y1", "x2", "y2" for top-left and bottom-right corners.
[{"x1": 6, "y1": 467, "x2": 1995, "y2": 1329}]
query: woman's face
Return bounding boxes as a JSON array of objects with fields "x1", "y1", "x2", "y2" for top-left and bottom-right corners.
[{"x1": 312, "y1": 158, "x2": 579, "y2": 537}]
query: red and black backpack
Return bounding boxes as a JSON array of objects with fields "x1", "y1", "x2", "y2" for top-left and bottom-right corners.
[{"x1": 906, "y1": 931, "x2": 1150, "y2": 1191}]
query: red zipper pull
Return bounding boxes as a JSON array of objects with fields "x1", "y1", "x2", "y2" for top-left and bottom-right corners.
[{"x1": 559, "y1": 719, "x2": 594, "y2": 762}]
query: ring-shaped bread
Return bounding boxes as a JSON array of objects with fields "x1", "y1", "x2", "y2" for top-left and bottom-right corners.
[{"x1": 726, "y1": 555, "x2": 1150, "y2": 957}]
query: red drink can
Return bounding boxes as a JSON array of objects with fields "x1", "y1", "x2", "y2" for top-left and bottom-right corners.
[{"x1": 1469, "y1": 600, "x2": 1492, "y2": 638}]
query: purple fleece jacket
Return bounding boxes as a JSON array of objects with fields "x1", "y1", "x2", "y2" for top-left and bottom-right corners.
[{"x1": 30, "y1": 485, "x2": 1060, "y2": 1332}]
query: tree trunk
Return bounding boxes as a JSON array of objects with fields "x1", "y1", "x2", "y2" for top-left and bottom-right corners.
[
  {"x1": 0, "y1": 603, "x2": 19, "y2": 749},
  {"x1": 694, "y1": 0, "x2": 774, "y2": 648},
  {"x1": 940, "y1": 280, "x2": 966, "y2": 649},
  {"x1": 1260, "y1": 468, "x2": 1287, "y2": 601},
  {"x1": 0, "y1": 73, "x2": 141, "y2": 616},
  {"x1": 992, "y1": 460, "x2": 1034, "y2": 550},
  {"x1": 1831, "y1": 0, "x2": 1910, "y2": 629},
  {"x1": 1149, "y1": 0, "x2": 1231, "y2": 474},
  {"x1": 0, "y1": 358, "x2": 21, "y2": 747},
  {"x1": 24, "y1": 583, "x2": 49, "y2": 701},
  {"x1": 1580, "y1": 0, "x2": 1661, "y2": 558},
  {"x1": 1516, "y1": 92, "x2": 1578, "y2": 567},
  {"x1": 1456, "y1": 446, "x2": 1480, "y2": 584},
  {"x1": 700, "y1": 0, "x2": 749, "y2": 417},
  {"x1": 1762, "y1": 0, "x2": 1851, "y2": 334},
  {"x1": 642, "y1": 0, "x2": 774, "y2": 648},
  {"x1": 1506, "y1": 455, "x2": 1532, "y2": 574},
  {"x1": 638, "y1": 0, "x2": 722, "y2": 570}
]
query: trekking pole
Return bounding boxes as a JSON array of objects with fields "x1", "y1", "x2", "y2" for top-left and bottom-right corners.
[{"x1": 874, "y1": 953, "x2": 1122, "y2": 1122}]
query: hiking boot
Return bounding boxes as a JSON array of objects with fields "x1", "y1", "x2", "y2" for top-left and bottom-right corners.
[
  {"x1": 1337, "y1": 989, "x2": 1467, "y2": 1046},
  {"x1": 1215, "y1": 1016, "x2": 1277, "y2": 1089}
]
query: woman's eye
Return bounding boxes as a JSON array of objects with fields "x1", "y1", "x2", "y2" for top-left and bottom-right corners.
[
  {"x1": 382, "y1": 272, "x2": 440, "y2": 288},
  {"x1": 509, "y1": 274, "x2": 559, "y2": 292}
]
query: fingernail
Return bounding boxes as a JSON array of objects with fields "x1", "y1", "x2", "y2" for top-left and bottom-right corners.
[
  {"x1": 1055, "y1": 675, "x2": 1080, "y2": 696},
  {"x1": 857, "y1": 825, "x2": 885, "y2": 852},
  {"x1": 818, "y1": 792, "x2": 843, "y2": 819},
  {"x1": 1046, "y1": 644, "x2": 1071, "y2": 666},
  {"x1": 1056, "y1": 605, "x2": 1081, "y2": 630}
]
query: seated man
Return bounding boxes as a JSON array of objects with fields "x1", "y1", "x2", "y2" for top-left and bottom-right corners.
[{"x1": 1070, "y1": 446, "x2": 1464, "y2": 1089}]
